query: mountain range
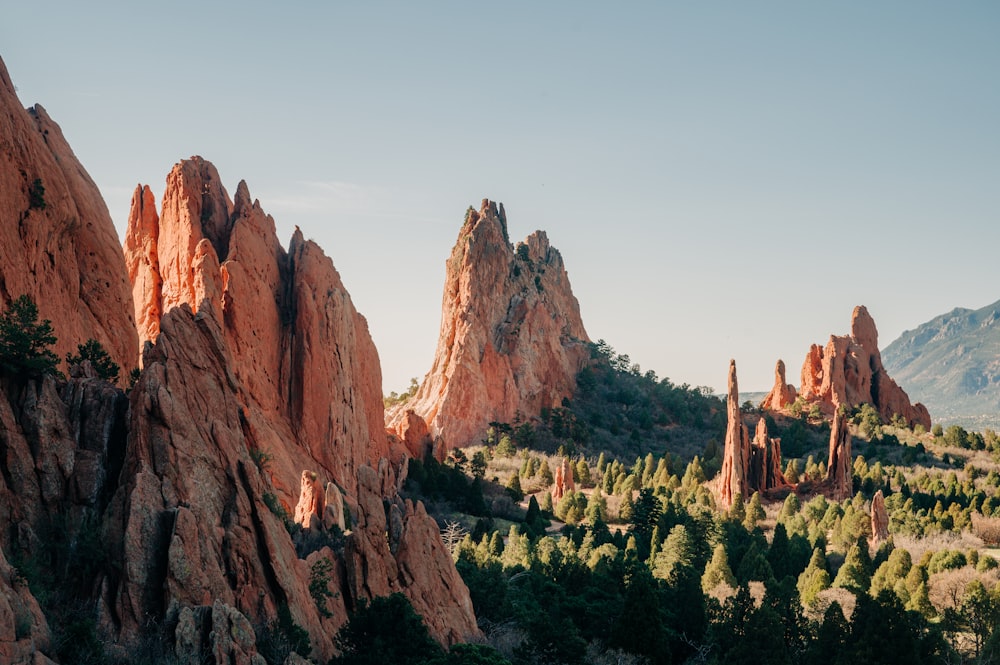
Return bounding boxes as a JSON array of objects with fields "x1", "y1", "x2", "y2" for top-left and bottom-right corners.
[{"x1": 883, "y1": 299, "x2": 1000, "y2": 429}]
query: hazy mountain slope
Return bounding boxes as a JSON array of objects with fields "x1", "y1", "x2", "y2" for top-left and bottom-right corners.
[{"x1": 882, "y1": 299, "x2": 1000, "y2": 427}]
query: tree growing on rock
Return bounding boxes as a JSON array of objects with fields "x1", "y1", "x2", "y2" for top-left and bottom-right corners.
[{"x1": 0, "y1": 295, "x2": 60, "y2": 378}]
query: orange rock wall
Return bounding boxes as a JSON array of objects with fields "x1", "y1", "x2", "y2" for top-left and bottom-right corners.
[{"x1": 388, "y1": 200, "x2": 590, "y2": 451}]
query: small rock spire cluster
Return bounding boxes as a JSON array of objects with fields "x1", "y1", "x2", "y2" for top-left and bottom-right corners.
[{"x1": 719, "y1": 360, "x2": 787, "y2": 509}]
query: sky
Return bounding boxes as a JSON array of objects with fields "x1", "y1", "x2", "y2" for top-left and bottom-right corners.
[{"x1": 3, "y1": 2, "x2": 998, "y2": 395}]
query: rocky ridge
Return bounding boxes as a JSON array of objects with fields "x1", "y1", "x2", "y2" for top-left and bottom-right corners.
[
  {"x1": 795, "y1": 306, "x2": 931, "y2": 430},
  {"x1": 0, "y1": 56, "x2": 137, "y2": 375},
  {"x1": 387, "y1": 199, "x2": 590, "y2": 455}
]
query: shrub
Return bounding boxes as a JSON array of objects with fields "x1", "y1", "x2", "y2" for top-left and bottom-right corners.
[
  {"x1": 309, "y1": 558, "x2": 336, "y2": 618},
  {"x1": 28, "y1": 178, "x2": 46, "y2": 210},
  {"x1": 66, "y1": 338, "x2": 119, "y2": 382},
  {"x1": 0, "y1": 295, "x2": 60, "y2": 378}
]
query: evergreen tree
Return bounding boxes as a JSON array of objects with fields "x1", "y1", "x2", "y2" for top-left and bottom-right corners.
[
  {"x1": 66, "y1": 338, "x2": 119, "y2": 382},
  {"x1": 833, "y1": 544, "x2": 871, "y2": 592},
  {"x1": 0, "y1": 295, "x2": 60, "y2": 378},
  {"x1": 744, "y1": 491, "x2": 766, "y2": 530},
  {"x1": 702, "y1": 543, "x2": 737, "y2": 593},
  {"x1": 797, "y1": 548, "x2": 831, "y2": 605},
  {"x1": 332, "y1": 593, "x2": 443, "y2": 665}
]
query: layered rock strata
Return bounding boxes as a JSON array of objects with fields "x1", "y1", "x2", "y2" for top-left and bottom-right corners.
[
  {"x1": 387, "y1": 200, "x2": 590, "y2": 453},
  {"x1": 0, "y1": 56, "x2": 137, "y2": 375},
  {"x1": 798, "y1": 306, "x2": 931, "y2": 430}
]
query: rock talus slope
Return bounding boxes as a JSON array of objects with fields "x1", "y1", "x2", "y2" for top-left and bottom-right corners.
[{"x1": 388, "y1": 199, "x2": 590, "y2": 452}]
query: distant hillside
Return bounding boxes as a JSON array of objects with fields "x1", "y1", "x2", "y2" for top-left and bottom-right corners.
[{"x1": 882, "y1": 299, "x2": 1000, "y2": 429}]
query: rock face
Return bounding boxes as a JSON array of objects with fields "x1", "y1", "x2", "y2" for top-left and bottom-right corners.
[
  {"x1": 798, "y1": 306, "x2": 931, "y2": 430},
  {"x1": 387, "y1": 200, "x2": 590, "y2": 453},
  {"x1": 827, "y1": 412, "x2": 853, "y2": 501},
  {"x1": 124, "y1": 158, "x2": 395, "y2": 495},
  {"x1": 871, "y1": 489, "x2": 889, "y2": 547},
  {"x1": 759, "y1": 359, "x2": 797, "y2": 411},
  {"x1": 0, "y1": 56, "x2": 137, "y2": 376},
  {"x1": 0, "y1": 130, "x2": 478, "y2": 664},
  {"x1": 719, "y1": 360, "x2": 786, "y2": 509}
]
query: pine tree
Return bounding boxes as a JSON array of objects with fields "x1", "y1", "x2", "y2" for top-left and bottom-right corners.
[
  {"x1": 702, "y1": 543, "x2": 737, "y2": 593},
  {"x1": 797, "y1": 548, "x2": 831, "y2": 605},
  {"x1": 0, "y1": 295, "x2": 60, "y2": 378},
  {"x1": 744, "y1": 492, "x2": 766, "y2": 530},
  {"x1": 833, "y1": 544, "x2": 870, "y2": 592}
]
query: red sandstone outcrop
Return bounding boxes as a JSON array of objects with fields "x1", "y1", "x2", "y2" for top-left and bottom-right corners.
[
  {"x1": 720, "y1": 361, "x2": 750, "y2": 510},
  {"x1": 0, "y1": 56, "x2": 137, "y2": 375},
  {"x1": 107, "y1": 305, "x2": 478, "y2": 660},
  {"x1": 871, "y1": 489, "x2": 889, "y2": 547},
  {"x1": 759, "y1": 359, "x2": 797, "y2": 411},
  {"x1": 553, "y1": 457, "x2": 576, "y2": 500},
  {"x1": 748, "y1": 418, "x2": 786, "y2": 494},
  {"x1": 387, "y1": 200, "x2": 590, "y2": 453},
  {"x1": 798, "y1": 306, "x2": 931, "y2": 430},
  {"x1": 719, "y1": 360, "x2": 787, "y2": 509},
  {"x1": 827, "y1": 412, "x2": 853, "y2": 500},
  {"x1": 124, "y1": 158, "x2": 395, "y2": 496}
]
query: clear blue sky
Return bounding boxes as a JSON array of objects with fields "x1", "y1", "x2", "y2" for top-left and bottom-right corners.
[{"x1": 4, "y1": 2, "x2": 998, "y2": 396}]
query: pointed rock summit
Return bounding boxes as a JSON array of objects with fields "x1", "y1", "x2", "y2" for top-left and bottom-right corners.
[
  {"x1": 124, "y1": 157, "x2": 395, "y2": 493},
  {"x1": 0, "y1": 56, "x2": 137, "y2": 374},
  {"x1": 760, "y1": 359, "x2": 797, "y2": 411},
  {"x1": 797, "y1": 306, "x2": 931, "y2": 430},
  {"x1": 827, "y1": 412, "x2": 853, "y2": 501},
  {"x1": 388, "y1": 199, "x2": 590, "y2": 453}
]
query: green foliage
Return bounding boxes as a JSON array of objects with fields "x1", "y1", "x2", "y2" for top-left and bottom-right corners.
[
  {"x1": 0, "y1": 295, "x2": 60, "y2": 378},
  {"x1": 310, "y1": 558, "x2": 336, "y2": 618},
  {"x1": 28, "y1": 178, "x2": 46, "y2": 210},
  {"x1": 383, "y1": 377, "x2": 419, "y2": 408},
  {"x1": 66, "y1": 338, "x2": 119, "y2": 382},
  {"x1": 332, "y1": 593, "x2": 443, "y2": 665},
  {"x1": 250, "y1": 447, "x2": 273, "y2": 472},
  {"x1": 495, "y1": 434, "x2": 516, "y2": 458}
]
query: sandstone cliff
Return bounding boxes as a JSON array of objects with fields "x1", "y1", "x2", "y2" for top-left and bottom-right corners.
[
  {"x1": 387, "y1": 199, "x2": 590, "y2": 453},
  {"x1": 827, "y1": 412, "x2": 852, "y2": 501},
  {"x1": 0, "y1": 56, "x2": 137, "y2": 376},
  {"x1": 798, "y1": 306, "x2": 931, "y2": 430},
  {"x1": 124, "y1": 158, "x2": 395, "y2": 496}
]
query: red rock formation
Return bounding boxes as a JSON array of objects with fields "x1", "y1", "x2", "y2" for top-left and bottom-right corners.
[
  {"x1": 553, "y1": 457, "x2": 576, "y2": 500},
  {"x1": 108, "y1": 305, "x2": 477, "y2": 659},
  {"x1": 871, "y1": 489, "x2": 889, "y2": 547},
  {"x1": 720, "y1": 360, "x2": 788, "y2": 509},
  {"x1": 387, "y1": 200, "x2": 590, "y2": 451},
  {"x1": 0, "y1": 56, "x2": 137, "y2": 375},
  {"x1": 759, "y1": 359, "x2": 797, "y2": 411},
  {"x1": 748, "y1": 418, "x2": 787, "y2": 493},
  {"x1": 124, "y1": 158, "x2": 395, "y2": 496},
  {"x1": 396, "y1": 409, "x2": 433, "y2": 460},
  {"x1": 827, "y1": 412, "x2": 853, "y2": 500},
  {"x1": 294, "y1": 470, "x2": 325, "y2": 530},
  {"x1": 798, "y1": 306, "x2": 931, "y2": 430},
  {"x1": 720, "y1": 360, "x2": 751, "y2": 510}
]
